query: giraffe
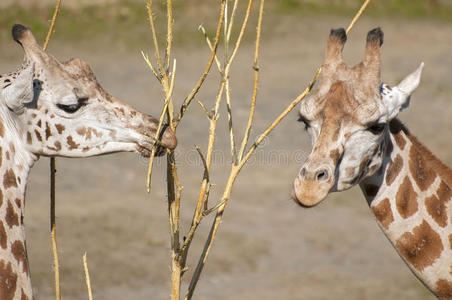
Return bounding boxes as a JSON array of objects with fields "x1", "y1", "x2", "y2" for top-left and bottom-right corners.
[
  {"x1": 292, "y1": 27, "x2": 452, "y2": 299},
  {"x1": 0, "y1": 24, "x2": 176, "y2": 299}
]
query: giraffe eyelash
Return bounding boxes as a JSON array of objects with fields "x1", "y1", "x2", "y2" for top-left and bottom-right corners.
[{"x1": 297, "y1": 114, "x2": 311, "y2": 130}]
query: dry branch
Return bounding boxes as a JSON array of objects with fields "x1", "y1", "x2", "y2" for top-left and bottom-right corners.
[
  {"x1": 43, "y1": 1, "x2": 62, "y2": 299},
  {"x1": 143, "y1": 0, "x2": 373, "y2": 299}
]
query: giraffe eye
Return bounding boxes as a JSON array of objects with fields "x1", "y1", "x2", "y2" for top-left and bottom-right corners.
[
  {"x1": 367, "y1": 123, "x2": 386, "y2": 134},
  {"x1": 297, "y1": 114, "x2": 311, "y2": 130},
  {"x1": 56, "y1": 97, "x2": 88, "y2": 114},
  {"x1": 56, "y1": 102, "x2": 84, "y2": 113}
]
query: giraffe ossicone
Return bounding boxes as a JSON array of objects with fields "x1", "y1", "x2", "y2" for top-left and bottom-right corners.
[
  {"x1": 292, "y1": 27, "x2": 452, "y2": 298},
  {"x1": 0, "y1": 24, "x2": 176, "y2": 299}
]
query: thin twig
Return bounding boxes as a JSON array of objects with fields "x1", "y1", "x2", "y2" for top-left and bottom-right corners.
[
  {"x1": 146, "y1": 60, "x2": 176, "y2": 192},
  {"x1": 238, "y1": 0, "x2": 265, "y2": 161},
  {"x1": 83, "y1": 253, "x2": 93, "y2": 300},
  {"x1": 199, "y1": 25, "x2": 222, "y2": 71},
  {"x1": 146, "y1": 0, "x2": 165, "y2": 74},
  {"x1": 173, "y1": 0, "x2": 226, "y2": 128},
  {"x1": 43, "y1": 0, "x2": 61, "y2": 51},
  {"x1": 43, "y1": 1, "x2": 62, "y2": 300},
  {"x1": 142, "y1": 51, "x2": 161, "y2": 82},
  {"x1": 186, "y1": 0, "x2": 373, "y2": 298}
]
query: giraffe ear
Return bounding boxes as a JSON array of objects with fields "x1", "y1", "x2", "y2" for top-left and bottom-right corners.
[
  {"x1": 380, "y1": 62, "x2": 424, "y2": 121},
  {"x1": 2, "y1": 63, "x2": 35, "y2": 114}
]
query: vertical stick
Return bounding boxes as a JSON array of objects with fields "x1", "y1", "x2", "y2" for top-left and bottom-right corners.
[
  {"x1": 50, "y1": 157, "x2": 60, "y2": 300},
  {"x1": 43, "y1": 1, "x2": 62, "y2": 299},
  {"x1": 83, "y1": 253, "x2": 93, "y2": 300}
]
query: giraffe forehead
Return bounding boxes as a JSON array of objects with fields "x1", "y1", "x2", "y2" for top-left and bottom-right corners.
[{"x1": 303, "y1": 80, "x2": 382, "y2": 125}]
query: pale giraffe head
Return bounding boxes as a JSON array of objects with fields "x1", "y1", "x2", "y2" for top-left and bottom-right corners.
[
  {"x1": 0, "y1": 24, "x2": 176, "y2": 162},
  {"x1": 293, "y1": 27, "x2": 423, "y2": 207}
]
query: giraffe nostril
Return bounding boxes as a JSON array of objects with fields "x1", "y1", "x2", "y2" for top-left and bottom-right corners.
[{"x1": 315, "y1": 169, "x2": 329, "y2": 181}]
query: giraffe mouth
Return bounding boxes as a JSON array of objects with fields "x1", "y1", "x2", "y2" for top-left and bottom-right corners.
[{"x1": 137, "y1": 144, "x2": 166, "y2": 157}]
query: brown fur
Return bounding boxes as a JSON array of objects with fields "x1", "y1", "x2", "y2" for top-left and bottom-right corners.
[
  {"x1": 425, "y1": 194, "x2": 448, "y2": 228},
  {"x1": 396, "y1": 220, "x2": 443, "y2": 272},
  {"x1": 409, "y1": 143, "x2": 436, "y2": 191},
  {"x1": 435, "y1": 279, "x2": 452, "y2": 298},
  {"x1": 385, "y1": 154, "x2": 403, "y2": 186},
  {"x1": 5, "y1": 201, "x2": 19, "y2": 228},
  {"x1": 0, "y1": 261, "x2": 17, "y2": 300},
  {"x1": 11, "y1": 241, "x2": 27, "y2": 274},
  {"x1": 396, "y1": 177, "x2": 418, "y2": 219},
  {"x1": 372, "y1": 198, "x2": 394, "y2": 229},
  {"x1": 0, "y1": 222, "x2": 7, "y2": 249},
  {"x1": 3, "y1": 169, "x2": 17, "y2": 189}
]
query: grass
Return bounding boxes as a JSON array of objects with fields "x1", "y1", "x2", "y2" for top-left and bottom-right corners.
[
  {"x1": 1, "y1": 0, "x2": 451, "y2": 50},
  {"x1": 1, "y1": 0, "x2": 451, "y2": 49}
]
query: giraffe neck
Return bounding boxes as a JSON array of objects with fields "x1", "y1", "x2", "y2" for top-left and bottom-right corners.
[
  {"x1": 360, "y1": 119, "x2": 452, "y2": 298},
  {"x1": 0, "y1": 101, "x2": 36, "y2": 300}
]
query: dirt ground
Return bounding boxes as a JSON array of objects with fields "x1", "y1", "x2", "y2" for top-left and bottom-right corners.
[{"x1": 0, "y1": 11, "x2": 451, "y2": 300}]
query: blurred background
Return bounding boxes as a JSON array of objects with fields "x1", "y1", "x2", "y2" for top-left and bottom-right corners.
[{"x1": 1, "y1": 1, "x2": 451, "y2": 299}]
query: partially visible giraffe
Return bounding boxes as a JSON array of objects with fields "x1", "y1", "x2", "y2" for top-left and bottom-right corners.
[
  {"x1": 0, "y1": 24, "x2": 176, "y2": 299},
  {"x1": 292, "y1": 27, "x2": 452, "y2": 298}
]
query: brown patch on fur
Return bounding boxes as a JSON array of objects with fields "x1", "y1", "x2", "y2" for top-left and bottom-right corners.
[
  {"x1": 5, "y1": 151, "x2": 9, "y2": 161},
  {"x1": 45, "y1": 122, "x2": 52, "y2": 140},
  {"x1": 6, "y1": 201, "x2": 19, "y2": 228},
  {"x1": 54, "y1": 141, "x2": 62, "y2": 151},
  {"x1": 364, "y1": 184, "x2": 379, "y2": 197},
  {"x1": 425, "y1": 194, "x2": 447, "y2": 227},
  {"x1": 82, "y1": 147, "x2": 90, "y2": 152},
  {"x1": 36, "y1": 119, "x2": 41, "y2": 128},
  {"x1": 389, "y1": 119, "x2": 408, "y2": 150},
  {"x1": 449, "y1": 234, "x2": 452, "y2": 249},
  {"x1": 409, "y1": 145, "x2": 436, "y2": 192},
  {"x1": 34, "y1": 130, "x2": 42, "y2": 142},
  {"x1": 3, "y1": 169, "x2": 17, "y2": 189},
  {"x1": 396, "y1": 220, "x2": 443, "y2": 272},
  {"x1": 55, "y1": 124, "x2": 65, "y2": 134},
  {"x1": 26, "y1": 132, "x2": 32, "y2": 145},
  {"x1": 372, "y1": 198, "x2": 393, "y2": 229},
  {"x1": 437, "y1": 181, "x2": 452, "y2": 203},
  {"x1": 0, "y1": 260, "x2": 18, "y2": 300},
  {"x1": 393, "y1": 133, "x2": 406, "y2": 150},
  {"x1": 436, "y1": 279, "x2": 452, "y2": 298},
  {"x1": 21, "y1": 289, "x2": 29, "y2": 300},
  {"x1": 391, "y1": 119, "x2": 452, "y2": 187},
  {"x1": 329, "y1": 149, "x2": 340, "y2": 163},
  {"x1": 9, "y1": 143, "x2": 14, "y2": 154},
  {"x1": 76, "y1": 127, "x2": 87, "y2": 137},
  {"x1": 385, "y1": 154, "x2": 403, "y2": 186},
  {"x1": 345, "y1": 167, "x2": 355, "y2": 178},
  {"x1": 14, "y1": 198, "x2": 21, "y2": 209},
  {"x1": 395, "y1": 177, "x2": 418, "y2": 219},
  {"x1": 67, "y1": 136, "x2": 79, "y2": 150},
  {"x1": 47, "y1": 141, "x2": 62, "y2": 152},
  {"x1": 11, "y1": 241, "x2": 28, "y2": 274},
  {"x1": 0, "y1": 122, "x2": 4, "y2": 137},
  {"x1": 0, "y1": 222, "x2": 7, "y2": 249}
]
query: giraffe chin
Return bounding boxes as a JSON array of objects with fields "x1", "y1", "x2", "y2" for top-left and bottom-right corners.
[{"x1": 292, "y1": 178, "x2": 331, "y2": 207}]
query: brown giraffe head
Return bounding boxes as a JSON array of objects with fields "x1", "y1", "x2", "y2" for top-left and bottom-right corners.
[
  {"x1": 293, "y1": 28, "x2": 423, "y2": 207},
  {"x1": 0, "y1": 24, "x2": 176, "y2": 160}
]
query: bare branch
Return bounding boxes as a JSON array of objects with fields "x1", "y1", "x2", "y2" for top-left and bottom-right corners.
[
  {"x1": 173, "y1": 0, "x2": 226, "y2": 128},
  {"x1": 238, "y1": 0, "x2": 265, "y2": 161},
  {"x1": 83, "y1": 253, "x2": 93, "y2": 300}
]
